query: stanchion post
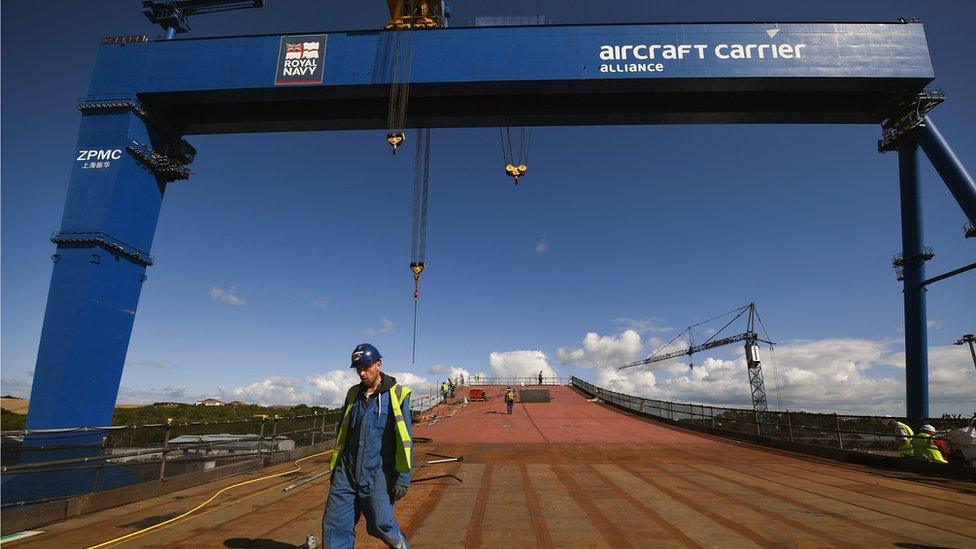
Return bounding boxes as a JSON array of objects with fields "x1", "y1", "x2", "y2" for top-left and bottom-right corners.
[
  {"x1": 835, "y1": 413, "x2": 844, "y2": 449},
  {"x1": 159, "y1": 418, "x2": 173, "y2": 481},
  {"x1": 270, "y1": 415, "x2": 279, "y2": 455},
  {"x1": 310, "y1": 413, "x2": 318, "y2": 446}
]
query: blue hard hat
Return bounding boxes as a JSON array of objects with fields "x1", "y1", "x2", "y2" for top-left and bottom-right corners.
[{"x1": 350, "y1": 343, "x2": 382, "y2": 368}]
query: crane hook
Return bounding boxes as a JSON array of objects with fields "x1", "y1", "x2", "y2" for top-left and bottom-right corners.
[
  {"x1": 387, "y1": 132, "x2": 406, "y2": 154},
  {"x1": 505, "y1": 163, "x2": 527, "y2": 185}
]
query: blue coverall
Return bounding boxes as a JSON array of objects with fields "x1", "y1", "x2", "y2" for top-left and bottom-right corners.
[{"x1": 323, "y1": 379, "x2": 413, "y2": 548}]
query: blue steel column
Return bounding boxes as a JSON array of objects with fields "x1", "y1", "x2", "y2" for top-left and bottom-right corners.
[
  {"x1": 898, "y1": 136, "x2": 929, "y2": 421},
  {"x1": 915, "y1": 116, "x2": 976, "y2": 231},
  {"x1": 26, "y1": 107, "x2": 172, "y2": 431}
]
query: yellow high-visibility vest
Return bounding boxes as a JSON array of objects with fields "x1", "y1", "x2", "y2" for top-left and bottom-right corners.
[
  {"x1": 329, "y1": 383, "x2": 412, "y2": 472},
  {"x1": 894, "y1": 421, "x2": 914, "y2": 457},
  {"x1": 911, "y1": 432, "x2": 948, "y2": 464}
]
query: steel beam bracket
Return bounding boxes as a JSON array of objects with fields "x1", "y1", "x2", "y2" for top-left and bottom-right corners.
[
  {"x1": 77, "y1": 97, "x2": 151, "y2": 119},
  {"x1": 878, "y1": 89, "x2": 945, "y2": 153},
  {"x1": 77, "y1": 97, "x2": 193, "y2": 158},
  {"x1": 127, "y1": 140, "x2": 194, "y2": 181},
  {"x1": 891, "y1": 247, "x2": 934, "y2": 281},
  {"x1": 50, "y1": 231, "x2": 155, "y2": 267},
  {"x1": 964, "y1": 221, "x2": 976, "y2": 238},
  {"x1": 100, "y1": 35, "x2": 150, "y2": 45}
]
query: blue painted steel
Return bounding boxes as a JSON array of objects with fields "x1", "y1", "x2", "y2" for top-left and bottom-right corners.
[
  {"x1": 898, "y1": 137, "x2": 930, "y2": 421},
  {"x1": 916, "y1": 116, "x2": 976, "y2": 226},
  {"x1": 88, "y1": 22, "x2": 933, "y2": 92},
  {"x1": 26, "y1": 108, "x2": 171, "y2": 432},
  {"x1": 80, "y1": 22, "x2": 933, "y2": 131}
]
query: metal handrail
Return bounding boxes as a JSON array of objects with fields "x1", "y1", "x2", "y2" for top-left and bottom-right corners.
[
  {"x1": 570, "y1": 377, "x2": 966, "y2": 450},
  {"x1": 1, "y1": 410, "x2": 339, "y2": 437}
]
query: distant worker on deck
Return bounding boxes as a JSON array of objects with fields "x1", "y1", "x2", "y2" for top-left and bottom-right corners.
[
  {"x1": 440, "y1": 380, "x2": 448, "y2": 402},
  {"x1": 912, "y1": 424, "x2": 949, "y2": 464},
  {"x1": 475, "y1": 373, "x2": 481, "y2": 383},
  {"x1": 449, "y1": 377, "x2": 456, "y2": 399},
  {"x1": 538, "y1": 371, "x2": 543, "y2": 385},
  {"x1": 505, "y1": 386, "x2": 516, "y2": 414},
  {"x1": 323, "y1": 343, "x2": 413, "y2": 549},
  {"x1": 888, "y1": 419, "x2": 915, "y2": 457}
]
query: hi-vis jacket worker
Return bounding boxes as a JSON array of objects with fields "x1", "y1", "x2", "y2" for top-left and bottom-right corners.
[
  {"x1": 323, "y1": 343, "x2": 412, "y2": 549},
  {"x1": 888, "y1": 419, "x2": 915, "y2": 457}
]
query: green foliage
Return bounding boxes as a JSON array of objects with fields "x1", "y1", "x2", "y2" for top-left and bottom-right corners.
[
  {"x1": 110, "y1": 402, "x2": 336, "y2": 426},
  {"x1": 1, "y1": 408, "x2": 26, "y2": 431},
  {"x1": 104, "y1": 402, "x2": 340, "y2": 446}
]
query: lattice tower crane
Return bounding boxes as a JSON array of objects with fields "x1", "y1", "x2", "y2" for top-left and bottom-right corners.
[{"x1": 618, "y1": 303, "x2": 775, "y2": 434}]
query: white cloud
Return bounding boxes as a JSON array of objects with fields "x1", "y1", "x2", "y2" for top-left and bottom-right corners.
[
  {"x1": 222, "y1": 376, "x2": 308, "y2": 406},
  {"x1": 162, "y1": 385, "x2": 187, "y2": 398},
  {"x1": 210, "y1": 285, "x2": 246, "y2": 306},
  {"x1": 613, "y1": 317, "x2": 673, "y2": 334},
  {"x1": 0, "y1": 378, "x2": 33, "y2": 398},
  {"x1": 309, "y1": 296, "x2": 328, "y2": 311},
  {"x1": 388, "y1": 371, "x2": 433, "y2": 394},
  {"x1": 130, "y1": 360, "x2": 173, "y2": 370},
  {"x1": 534, "y1": 233, "x2": 550, "y2": 253},
  {"x1": 363, "y1": 317, "x2": 395, "y2": 336},
  {"x1": 927, "y1": 320, "x2": 943, "y2": 330},
  {"x1": 426, "y1": 364, "x2": 448, "y2": 375},
  {"x1": 221, "y1": 369, "x2": 432, "y2": 408},
  {"x1": 555, "y1": 330, "x2": 645, "y2": 369},
  {"x1": 556, "y1": 329, "x2": 658, "y2": 394},
  {"x1": 116, "y1": 385, "x2": 207, "y2": 404},
  {"x1": 489, "y1": 350, "x2": 557, "y2": 379}
]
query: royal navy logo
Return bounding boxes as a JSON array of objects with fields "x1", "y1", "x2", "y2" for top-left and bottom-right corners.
[{"x1": 275, "y1": 34, "x2": 327, "y2": 85}]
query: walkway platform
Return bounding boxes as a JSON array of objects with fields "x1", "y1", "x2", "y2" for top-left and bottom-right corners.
[{"x1": 7, "y1": 386, "x2": 976, "y2": 547}]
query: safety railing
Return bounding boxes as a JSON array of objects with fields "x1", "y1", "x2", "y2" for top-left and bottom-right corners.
[
  {"x1": 449, "y1": 377, "x2": 568, "y2": 387},
  {"x1": 570, "y1": 377, "x2": 971, "y2": 458},
  {"x1": 1, "y1": 411, "x2": 342, "y2": 506}
]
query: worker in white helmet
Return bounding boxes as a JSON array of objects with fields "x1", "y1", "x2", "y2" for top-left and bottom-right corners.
[
  {"x1": 886, "y1": 418, "x2": 915, "y2": 457},
  {"x1": 912, "y1": 424, "x2": 948, "y2": 463}
]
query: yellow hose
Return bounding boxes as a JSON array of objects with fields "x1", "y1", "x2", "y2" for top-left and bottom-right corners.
[{"x1": 86, "y1": 450, "x2": 331, "y2": 549}]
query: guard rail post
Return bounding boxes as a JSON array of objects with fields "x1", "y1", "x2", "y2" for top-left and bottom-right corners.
[
  {"x1": 310, "y1": 413, "x2": 318, "y2": 446},
  {"x1": 269, "y1": 415, "x2": 280, "y2": 456},
  {"x1": 91, "y1": 435, "x2": 107, "y2": 492},
  {"x1": 259, "y1": 416, "x2": 267, "y2": 453},
  {"x1": 668, "y1": 401, "x2": 674, "y2": 421},
  {"x1": 787, "y1": 412, "x2": 794, "y2": 442},
  {"x1": 710, "y1": 406, "x2": 716, "y2": 428},
  {"x1": 755, "y1": 410, "x2": 761, "y2": 437},
  {"x1": 835, "y1": 413, "x2": 844, "y2": 449},
  {"x1": 159, "y1": 418, "x2": 173, "y2": 481}
]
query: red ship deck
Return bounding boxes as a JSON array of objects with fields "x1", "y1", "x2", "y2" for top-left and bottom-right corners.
[{"x1": 8, "y1": 385, "x2": 976, "y2": 548}]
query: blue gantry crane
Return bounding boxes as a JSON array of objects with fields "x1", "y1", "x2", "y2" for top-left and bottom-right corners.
[
  {"x1": 143, "y1": 0, "x2": 264, "y2": 39},
  {"x1": 19, "y1": 11, "x2": 976, "y2": 440}
]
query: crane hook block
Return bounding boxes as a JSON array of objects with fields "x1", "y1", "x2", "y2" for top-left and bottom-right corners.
[
  {"x1": 504, "y1": 163, "x2": 528, "y2": 185},
  {"x1": 410, "y1": 262, "x2": 424, "y2": 300},
  {"x1": 387, "y1": 132, "x2": 406, "y2": 154}
]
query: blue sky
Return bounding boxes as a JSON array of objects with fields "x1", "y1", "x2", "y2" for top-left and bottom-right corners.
[{"x1": 2, "y1": 1, "x2": 974, "y2": 416}]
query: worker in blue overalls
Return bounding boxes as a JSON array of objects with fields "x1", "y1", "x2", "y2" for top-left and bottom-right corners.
[{"x1": 323, "y1": 343, "x2": 413, "y2": 548}]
